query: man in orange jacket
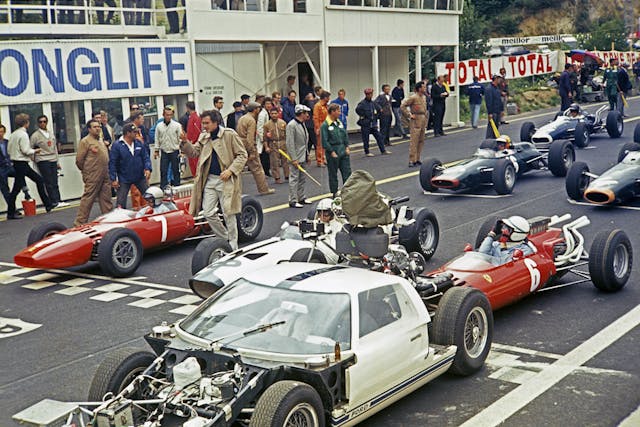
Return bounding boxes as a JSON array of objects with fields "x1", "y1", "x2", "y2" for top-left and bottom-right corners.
[{"x1": 313, "y1": 90, "x2": 330, "y2": 167}]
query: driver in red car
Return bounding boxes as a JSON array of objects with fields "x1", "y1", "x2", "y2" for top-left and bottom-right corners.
[
  {"x1": 478, "y1": 216, "x2": 534, "y2": 265},
  {"x1": 135, "y1": 186, "x2": 176, "y2": 217}
]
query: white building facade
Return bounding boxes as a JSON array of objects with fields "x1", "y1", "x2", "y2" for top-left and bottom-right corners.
[{"x1": 0, "y1": 0, "x2": 462, "y2": 210}]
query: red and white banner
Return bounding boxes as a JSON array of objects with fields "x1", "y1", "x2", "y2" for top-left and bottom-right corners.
[
  {"x1": 569, "y1": 50, "x2": 640, "y2": 66},
  {"x1": 436, "y1": 51, "x2": 559, "y2": 86}
]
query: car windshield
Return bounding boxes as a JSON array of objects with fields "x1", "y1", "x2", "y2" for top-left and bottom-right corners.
[
  {"x1": 446, "y1": 251, "x2": 497, "y2": 271},
  {"x1": 96, "y1": 208, "x2": 137, "y2": 223},
  {"x1": 474, "y1": 148, "x2": 498, "y2": 159},
  {"x1": 180, "y1": 279, "x2": 351, "y2": 354}
]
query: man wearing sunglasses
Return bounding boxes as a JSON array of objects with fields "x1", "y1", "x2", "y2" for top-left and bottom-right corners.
[{"x1": 30, "y1": 115, "x2": 67, "y2": 208}]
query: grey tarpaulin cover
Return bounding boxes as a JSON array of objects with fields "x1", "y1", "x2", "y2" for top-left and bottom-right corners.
[{"x1": 340, "y1": 170, "x2": 392, "y2": 227}]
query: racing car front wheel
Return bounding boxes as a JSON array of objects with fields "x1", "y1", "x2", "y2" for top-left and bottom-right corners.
[
  {"x1": 237, "y1": 196, "x2": 264, "y2": 243},
  {"x1": 548, "y1": 140, "x2": 574, "y2": 177},
  {"x1": 492, "y1": 159, "x2": 516, "y2": 194},
  {"x1": 634, "y1": 123, "x2": 640, "y2": 143},
  {"x1": 97, "y1": 228, "x2": 143, "y2": 277},
  {"x1": 565, "y1": 162, "x2": 590, "y2": 201},
  {"x1": 520, "y1": 121, "x2": 536, "y2": 142},
  {"x1": 589, "y1": 230, "x2": 633, "y2": 292},
  {"x1": 399, "y1": 207, "x2": 439, "y2": 260},
  {"x1": 617, "y1": 142, "x2": 640, "y2": 163},
  {"x1": 191, "y1": 237, "x2": 233, "y2": 275},
  {"x1": 88, "y1": 347, "x2": 156, "y2": 402},
  {"x1": 419, "y1": 158, "x2": 442, "y2": 192},
  {"x1": 573, "y1": 122, "x2": 590, "y2": 148},
  {"x1": 250, "y1": 380, "x2": 325, "y2": 427},
  {"x1": 605, "y1": 110, "x2": 623, "y2": 138},
  {"x1": 432, "y1": 287, "x2": 493, "y2": 376},
  {"x1": 27, "y1": 222, "x2": 67, "y2": 246}
]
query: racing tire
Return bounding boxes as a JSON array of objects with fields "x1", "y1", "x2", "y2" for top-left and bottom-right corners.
[
  {"x1": 419, "y1": 158, "x2": 442, "y2": 192},
  {"x1": 573, "y1": 122, "x2": 590, "y2": 148},
  {"x1": 250, "y1": 380, "x2": 325, "y2": 427},
  {"x1": 475, "y1": 216, "x2": 499, "y2": 249},
  {"x1": 605, "y1": 110, "x2": 623, "y2": 138},
  {"x1": 237, "y1": 195, "x2": 263, "y2": 243},
  {"x1": 290, "y1": 248, "x2": 328, "y2": 264},
  {"x1": 431, "y1": 287, "x2": 493, "y2": 376},
  {"x1": 617, "y1": 142, "x2": 640, "y2": 163},
  {"x1": 589, "y1": 230, "x2": 633, "y2": 292},
  {"x1": 191, "y1": 237, "x2": 233, "y2": 275},
  {"x1": 520, "y1": 122, "x2": 536, "y2": 142},
  {"x1": 88, "y1": 347, "x2": 155, "y2": 402},
  {"x1": 97, "y1": 228, "x2": 143, "y2": 278},
  {"x1": 492, "y1": 159, "x2": 516, "y2": 195},
  {"x1": 27, "y1": 222, "x2": 67, "y2": 246},
  {"x1": 398, "y1": 207, "x2": 439, "y2": 260},
  {"x1": 547, "y1": 140, "x2": 575, "y2": 177},
  {"x1": 565, "y1": 162, "x2": 590, "y2": 201},
  {"x1": 634, "y1": 123, "x2": 640, "y2": 143}
]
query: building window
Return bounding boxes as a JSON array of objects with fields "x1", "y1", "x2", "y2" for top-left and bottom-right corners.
[
  {"x1": 294, "y1": 0, "x2": 306, "y2": 13},
  {"x1": 9, "y1": 103, "x2": 43, "y2": 136}
]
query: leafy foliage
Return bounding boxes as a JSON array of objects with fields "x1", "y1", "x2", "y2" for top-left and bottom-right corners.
[
  {"x1": 579, "y1": 18, "x2": 627, "y2": 51},
  {"x1": 459, "y1": 0, "x2": 488, "y2": 60}
]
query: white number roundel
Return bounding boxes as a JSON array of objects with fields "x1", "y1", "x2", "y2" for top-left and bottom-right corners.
[{"x1": 524, "y1": 258, "x2": 541, "y2": 292}]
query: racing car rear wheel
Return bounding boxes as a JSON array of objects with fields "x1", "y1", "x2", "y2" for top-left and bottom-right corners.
[
  {"x1": 492, "y1": 159, "x2": 516, "y2": 194},
  {"x1": 547, "y1": 140, "x2": 575, "y2": 177},
  {"x1": 398, "y1": 207, "x2": 439, "y2": 260},
  {"x1": 573, "y1": 122, "x2": 590, "y2": 148},
  {"x1": 617, "y1": 142, "x2": 640, "y2": 163},
  {"x1": 250, "y1": 380, "x2": 325, "y2": 427},
  {"x1": 475, "y1": 216, "x2": 500, "y2": 249},
  {"x1": 565, "y1": 162, "x2": 590, "y2": 201},
  {"x1": 419, "y1": 158, "x2": 442, "y2": 192},
  {"x1": 237, "y1": 196, "x2": 264, "y2": 243},
  {"x1": 432, "y1": 287, "x2": 493, "y2": 376},
  {"x1": 290, "y1": 248, "x2": 328, "y2": 263},
  {"x1": 520, "y1": 122, "x2": 536, "y2": 142},
  {"x1": 191, "y1": 237, "x2": 233, "y2": 275},
  {"x1": 97, "y1": 228, "x2": 143, "y2": 277},
  {"x1": 27, "y1": 222, "x2": 67, "y2": 246},
  {"x1": 605, "y1": 110, "x2": 623, "y2": 138},
  {"x1": 589, "y1": 229, "x2": 633, "y2": 292},
  {"x1": 634, "y1": 123, "x2": 640, "y2": 143},
  {"x1": 88, "y1": 347, "x2": 156, "y2": 402}
]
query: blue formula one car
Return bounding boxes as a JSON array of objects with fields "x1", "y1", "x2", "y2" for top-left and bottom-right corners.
[{"x1": 520, "y1": 104, "x2": 623, "y2": 148}]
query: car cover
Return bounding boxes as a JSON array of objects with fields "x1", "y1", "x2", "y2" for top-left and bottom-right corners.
[{"x1": 340, "y1": 170, "x2": 392, "y2": 227}]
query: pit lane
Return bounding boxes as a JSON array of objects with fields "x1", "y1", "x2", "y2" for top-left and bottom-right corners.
[{"x1": 0, "y1": 100, "x2": 638, "y2": 426}]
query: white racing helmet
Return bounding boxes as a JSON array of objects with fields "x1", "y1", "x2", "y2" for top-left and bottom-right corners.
[
  {"x1": 502, "y1": 216, "x2": 530, "y2": 242},
  {"x1": 315, "y1": 198, "x2": 334, "y2": 220},
  {"x1": 143, "y1": 186, "x2": 164, "y2": 207}
]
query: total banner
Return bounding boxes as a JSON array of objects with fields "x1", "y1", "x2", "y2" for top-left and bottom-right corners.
[
  {"x1": 436, "y1": 51, "x2": 559, "y2": 87},
  {"x1": 570, "y1": 50, "x2": 640, "y2": 66}
]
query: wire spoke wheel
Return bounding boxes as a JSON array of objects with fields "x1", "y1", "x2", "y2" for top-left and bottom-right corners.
[
  {"x1": 464, "y1": 307, "x2": 489, "y2": 359},
  {"x1": 419, "y1": 219, "x2": 436, "y2": 253},
  {"x1": 284, "y1": 403, "x2": 319, "y2": 427},
  {"x1": 504, "y1": 165, "x2": 516, "y2": 189}
]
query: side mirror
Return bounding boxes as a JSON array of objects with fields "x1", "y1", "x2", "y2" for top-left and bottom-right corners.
[
  {"x1": 512, "y1": 249, "x2": 524, "y2": 261},
  {"x1": 463, "y1": 243, "x2": 473, "y2": 252}
]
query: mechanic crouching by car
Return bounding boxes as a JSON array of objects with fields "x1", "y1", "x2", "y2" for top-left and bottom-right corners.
[
  {"x1": 180, "y1": 110, "x2": 248, "y2": 250},
  {"x1": 478, "y1": 216, "x2": 534, "y2": 265}
]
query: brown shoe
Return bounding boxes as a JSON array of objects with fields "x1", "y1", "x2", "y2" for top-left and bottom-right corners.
[
  {"x1": 260, "y1": 188, "x2": 276, "y2": 195},
  {"x1": 275, "y1": 179, "x2": 283, "y2": 184}
]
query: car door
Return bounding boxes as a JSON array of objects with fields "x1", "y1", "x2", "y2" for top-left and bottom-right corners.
[{"x1": 345, "y1": 283, "x2": 429, "y2": 412}]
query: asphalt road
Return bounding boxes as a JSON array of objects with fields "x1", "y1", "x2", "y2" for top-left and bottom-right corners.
[{"x1": 1, "y1": 99, "x2": 639, "y2": 427}]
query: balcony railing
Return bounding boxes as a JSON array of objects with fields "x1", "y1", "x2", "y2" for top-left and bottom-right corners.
[{"x1": 0, "y1": 1, "x2": 186, "y2": 34}]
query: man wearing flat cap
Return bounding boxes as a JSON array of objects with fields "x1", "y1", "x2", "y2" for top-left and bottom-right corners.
[
  {"x1": 236, "y1": 101, "x2": 275, "y2": 195},
  {"x1": 286, "y1": 104, "x2": 312, "y2": 208}
]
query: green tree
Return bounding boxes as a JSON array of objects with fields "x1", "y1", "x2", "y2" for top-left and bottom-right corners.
[
  {"x1": 459, "y1": 0, "x2": 488, "y2": 60},
  {"x1": 574, "y1": 0, "x2": 591, "y2": 33},
  {"x1": 581, "y1": 18, "x2": 627, "y2": 50}
]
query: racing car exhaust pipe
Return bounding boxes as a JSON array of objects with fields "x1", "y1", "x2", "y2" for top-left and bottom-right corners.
[{"x1": 584, "y1": 189, "x2": 615, "y2": 204}]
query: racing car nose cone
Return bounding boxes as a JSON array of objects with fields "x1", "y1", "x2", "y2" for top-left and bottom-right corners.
[{"x1": 584, "y1": 188, "x2": 615, "y2": 204}]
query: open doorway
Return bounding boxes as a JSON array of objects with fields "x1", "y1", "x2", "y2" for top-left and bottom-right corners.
[{"x1": 297, "y1": 62, "x2": 315, "y2": 99}]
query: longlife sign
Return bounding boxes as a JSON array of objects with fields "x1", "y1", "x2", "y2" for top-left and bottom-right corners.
[
  {"x1": 436, "y1": 52, "x2": 559, "y2": 87},
  {"x1": 0, "y1": 40, "x2": 193, "y2": 105}
]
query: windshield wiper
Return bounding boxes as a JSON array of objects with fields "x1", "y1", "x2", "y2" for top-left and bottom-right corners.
[{"x1": 209, "y1": 320, "x2": 286, "y2": 350}]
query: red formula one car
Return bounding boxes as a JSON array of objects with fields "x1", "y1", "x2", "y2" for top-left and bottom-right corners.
[
  {"x1": 14, "y1": 185, "x2": 263, "y2": 277},
  {"x1": 413, "y1": 214, "x2": 633, "y2": 311}
]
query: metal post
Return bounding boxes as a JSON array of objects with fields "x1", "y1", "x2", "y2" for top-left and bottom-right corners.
[
  {"x1": 416, "y1": 46, "x2": 422, "y2": 83},
  {"x1": 454, "y1": 43, "x2": 460, "y2": 126},
  {"x1": 372, "y1": 45, "x2": 380, "y2": 94}
]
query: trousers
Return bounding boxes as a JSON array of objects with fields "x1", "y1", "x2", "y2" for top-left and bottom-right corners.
[
  {"x1": 327, "y1": 154, "x2": 351, "y2": 196},
  {"x1": 288, "y1": 162, "x2": 306, "y2": 203},
  {"x1": 116, "y1": 178, "x2": 148, "y2": 209},
  {"x1": 246, "y1": 152, "x2": 270, "y2": 194},
  {"x1": 408, "y1": 114, "x2": 427, "y2": 163},
  {"x1": 8, "y1": 161, "x2": 52, "y2": 215},
  {"x1": 37, "y1": 160, "x2": 61, "y2": 205},
  {"x1": 160, "y1": 150, "x2": 180, "y2": 189},
  {"x1": 360, "y1": 124, "x2": 386, "y2": 154},
  {"x1": 202, "y1": 174, "x2": 238, "y2": 250},
  {"x1": 268, "y1": 141, "x2": 290, "y2": 181},
  {"x1": 74, "y1": 176, "x2": 113, "y2": 226}
]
